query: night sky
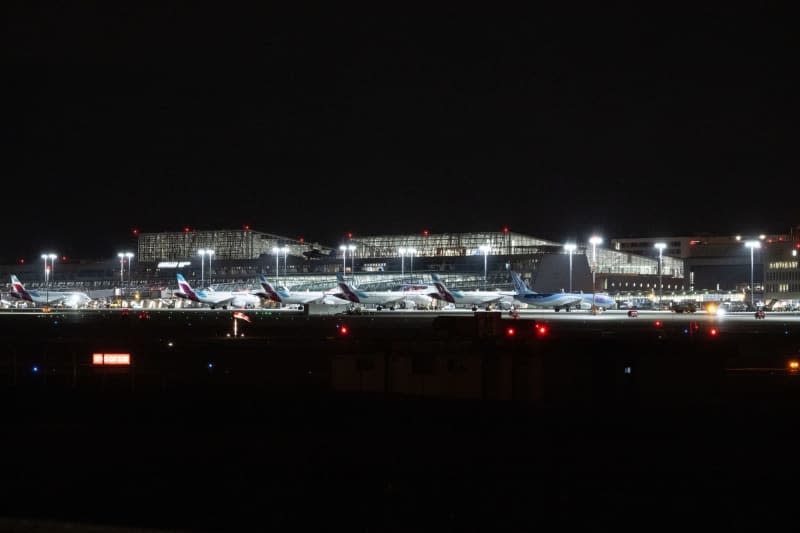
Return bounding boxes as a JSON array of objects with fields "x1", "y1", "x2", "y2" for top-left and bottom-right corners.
[{"x1": 5, "y1": 4, "x2": 798, "y2": 260}]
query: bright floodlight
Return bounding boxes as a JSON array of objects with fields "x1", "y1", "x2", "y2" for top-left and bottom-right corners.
[
  {"x1": 745, "y1": 240, "x2": 761, "y2": 308},
  {"x1": 479, "y1": 243, "x2": 490, "y2": 290},
  {"x1": 564, "y1": 243, "x2": 576, "y2": 292},
  {"x1": 348, "y1": 244, "x2": 356, "y2": 251},
  {"x1": 125, "y1": 252, "x2": 134, "y2": 259},
  {"x1": 654, "y1": 242, "x2": 667, "y2": 251},
  {"x1": 117, "y1": 252, "x2": 125, "y2": 259},
  {"x1": 589, "y1": 236, "x2": 602, "y2": 246},
  {"x1": 339, "y1": 245, "x2": 347, "y2": 251}
]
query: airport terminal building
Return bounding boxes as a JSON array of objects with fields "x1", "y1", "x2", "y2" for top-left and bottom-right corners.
[
  {"x1": 2, "y1": 228, "x2": 685, "y2": 298},
  {"x1": 132, "y1": 228, "x2": 684, "y2": 295}
]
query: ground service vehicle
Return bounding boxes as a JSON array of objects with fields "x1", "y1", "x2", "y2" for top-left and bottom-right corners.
[{"x1": 671, "y1": 301, "x2": 697, "y2": 314}]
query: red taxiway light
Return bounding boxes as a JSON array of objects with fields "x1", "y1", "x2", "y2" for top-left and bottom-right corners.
[{"x1": 505, "y1": 327, "x2": 516, "y2": 337}]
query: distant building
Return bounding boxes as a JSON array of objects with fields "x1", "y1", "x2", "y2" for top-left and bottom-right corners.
[
  {"x1": 764, "y1": 229, "x2": 800, "y2": 305},
  {"x1": 611, "y1": 233, "x2": 790, "y2": 291}
]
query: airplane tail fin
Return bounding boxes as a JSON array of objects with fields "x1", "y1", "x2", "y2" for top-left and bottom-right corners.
[
  {"x1": 176, "y1": 273, "x2": 198, "y2": 301},
  {"x1": 259, "y1": 277, "x2": 282, "y2": 303},
  {"x1": 10, "y1": 275, "x2": 30, "y2": 300},
  {"x1": 336, "y1": 279, "x2": 360, "y2": 303},
  {"x1": 429, "y1": 273, "x2": 456, "y2": 303},
  {"x1": 510, "y1": 271, "x2": 534, "y2": 295}
]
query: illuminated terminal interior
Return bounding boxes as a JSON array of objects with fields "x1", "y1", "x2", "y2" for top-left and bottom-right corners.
[{"x1": 131, "y1": 228, "x2": 685, "y2": 295}]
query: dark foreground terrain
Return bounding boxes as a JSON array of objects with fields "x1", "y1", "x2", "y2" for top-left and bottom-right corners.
[
  {"x1": 4, "y1": 389, "x2": 800, "y2": 532},
  {"x1": 2, "y1": 309, "x2": 800, "y2": 530}
]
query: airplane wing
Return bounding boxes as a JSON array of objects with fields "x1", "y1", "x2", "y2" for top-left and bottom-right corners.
[
  {"x1": 374, "y1": 292, "x2": 408, "y2": 306},
  {"x1": 478, "y1": 292, "x2": 507, "y2": 304},
  {"x1": 42, "y1": 293, "x2": 68, "y2": 305},
  {"x1": 295, "y1": 293, "x2": 328, "y2": 304},
  {"x1": 207, "y1": 294, "x2": 238, "y2": 307}
]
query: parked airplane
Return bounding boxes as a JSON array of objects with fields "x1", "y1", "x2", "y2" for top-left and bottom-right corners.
[
  {"x1": 175, "y1": 274, "x2": 263, "y2": 309},
  {"x1": 429, "y1": 273, "x2": 511, "y2": 310},
  {"x1": 336, "y1": 273, "x2": 437, "y2": 310},
  {"x1": 578, "y1": 292, "x2": 616, "y2": 310},
  {"x1": 9, "y1": 275, "x2": 92, "y2": 308},
  {"x1": 258, "y1": 274, "x2": 349, "y2": 306},
  {"x1": 397, "y1": 282, "x2": 438, "y2": 309},
  {"x1": 507, "y1": 271, "x2": 583, "y2": 311}
]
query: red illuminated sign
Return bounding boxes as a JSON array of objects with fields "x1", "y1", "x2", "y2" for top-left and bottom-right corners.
[{"x1": 92, "y1": 353, "x2": 131, "y2": 366}]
